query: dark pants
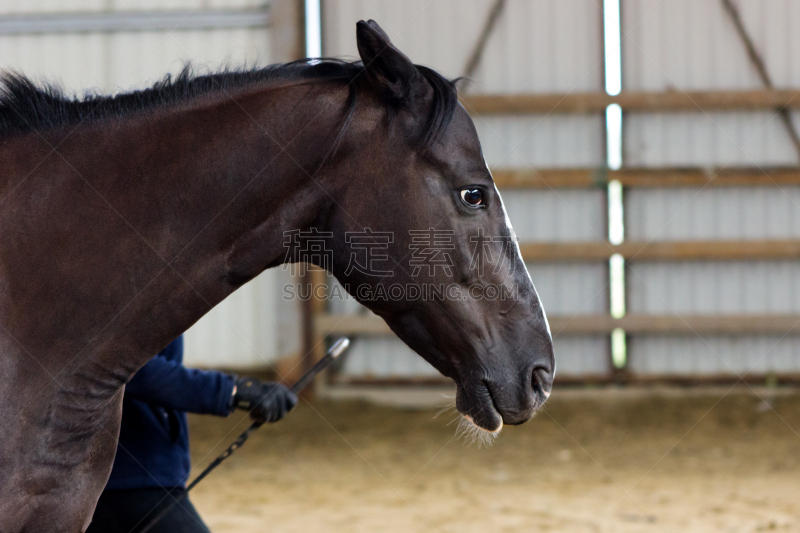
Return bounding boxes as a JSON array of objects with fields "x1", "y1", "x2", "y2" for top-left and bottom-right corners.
[{"x1": 86, "y1": 488, "x2": 210, "y2": 533}]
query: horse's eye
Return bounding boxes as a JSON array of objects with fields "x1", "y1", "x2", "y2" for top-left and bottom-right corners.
[{"x1": 460, "y1": 188, "x2": 484, "y2": 207}]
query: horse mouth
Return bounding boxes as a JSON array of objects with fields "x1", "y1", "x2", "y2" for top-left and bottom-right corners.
[
  {"x1": 456, "y1": 372, "x2": 551, "y2": 433},
  {"x1": 462, "y1": 413, "x2": 503, "y2": 434},
  {"x1": 455, "y1": 381, "x2": 504, "y2": 433}
]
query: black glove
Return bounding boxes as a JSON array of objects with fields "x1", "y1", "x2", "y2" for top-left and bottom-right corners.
[{"x1": 233, "y1": 377, "x2": 298, "y2": 424}]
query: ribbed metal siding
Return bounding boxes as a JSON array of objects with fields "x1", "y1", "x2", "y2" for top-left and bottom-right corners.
[
  {"x1": 323, "y1": 0, "x2": 609, "y2": 379},
  {"x1": 502, "y1": 189, "x2": 606, "y2": 242},
  {"x1": 0, "y1": 0, "x2": 265, "y2": 15},
  {"x1": 528, "y1": 263, "x2": 608, "y2": 316},
  {"x1": 624, "y1": 112, "x2": 799, "y2": 167},
  {"x1": 628, "y1": 336, "x2": 800, "y2": 376},
  {"x1": 622, "y1": 0, "x2": 800, "y2": 167},
  {"x1": 622, "y1": 0, "x2": 800, "y2": 91},
  {"x1": 629, "y1": 261, "x2": 800, "y2": 315},
  {"x1": 621, "y1": 0, "x2": 800, "y2": 376},
  {"x1": 0, "y1": 2, "x2": 297, "y2": 368},
  {"x1": 626, "y1": 186, "x2": 800, "y2": 241},
  {"x1": 477, "y1": 116, "x2": 604, "y2": 169},
  {"x1": 0, "y1": 30, "x2": 270, "y2": 95}
]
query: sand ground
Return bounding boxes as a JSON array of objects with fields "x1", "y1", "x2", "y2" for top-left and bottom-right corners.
[{"x1": 188, "y1": 386, "x2": 800, "y2": 532}]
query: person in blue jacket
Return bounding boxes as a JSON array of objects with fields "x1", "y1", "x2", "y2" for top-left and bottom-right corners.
[{"x1": 86, "y1": 335, "x2": 297, "y2": 533}]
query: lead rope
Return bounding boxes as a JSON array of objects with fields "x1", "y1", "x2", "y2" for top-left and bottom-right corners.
[{"x1": 135, "y1": 338, "x2": 350, "y2": 533}]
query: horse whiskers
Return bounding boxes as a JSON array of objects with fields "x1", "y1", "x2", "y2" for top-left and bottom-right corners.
[
  {"x1": 455, "y1": 416, "x2": 500, "y2": 447},
  {"x1": 432, "y1": 404, "x2": 457, "y2": 420}
]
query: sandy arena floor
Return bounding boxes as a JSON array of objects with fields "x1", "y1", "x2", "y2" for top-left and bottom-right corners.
[{"x1": 188, "y1": 387, "x2": 800, "y2": 532}]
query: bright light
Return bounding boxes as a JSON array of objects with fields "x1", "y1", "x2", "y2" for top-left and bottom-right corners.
[
  {"x1": 608, "y1": 179, "x2": 624, "y2": 244},
  {"x1": 609, "y1": 253, "x2": 626, "y2": 318},
  {"x1": 611, "y1": 328, "x2": 627, "y2": 368},
  {"x1": 304, "y1": 0, "x2": 321, "y2": 59},
  {"x1": 603, "y1": 0, "x2": 622, "y2": 95},
  {"x1": 606, "y1": 103, "x2": 623, "y2": 170},
  {"x1": 609, "y1": 254, "x2": 627, "y2": 367}
]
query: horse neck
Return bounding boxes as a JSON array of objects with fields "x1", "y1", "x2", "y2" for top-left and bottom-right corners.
[{"x1": 59, "y1": 83, "x2": 348, "y2": 377}]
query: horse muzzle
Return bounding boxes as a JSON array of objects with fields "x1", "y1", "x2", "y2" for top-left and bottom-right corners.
[{"x1": 455, "y1": 361, "x2": 554, "y2": 432}]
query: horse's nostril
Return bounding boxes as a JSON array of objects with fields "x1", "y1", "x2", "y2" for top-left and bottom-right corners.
[{"x1": 532, "y1": 367, "x2": 553, "y2": 399}]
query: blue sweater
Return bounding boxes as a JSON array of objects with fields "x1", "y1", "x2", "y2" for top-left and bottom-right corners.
[{"x1": 106, "y1": 336, "x2": 237, "y2": 490}]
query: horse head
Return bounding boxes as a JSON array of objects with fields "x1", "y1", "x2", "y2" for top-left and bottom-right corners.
[{"x1": 320, "y1": 21, "x2": 555, "y2": 434}]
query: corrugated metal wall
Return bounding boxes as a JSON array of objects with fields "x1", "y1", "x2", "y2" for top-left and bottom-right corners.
[
  {"x1": 322, "y1": 0, "x2": 610, "y2": 379},
  {"x1": 621, "y1": 0, "x2": 800, "y2": 376},
  {"x1": 622, "y1": 0, "x2": 800, "y2": 167},
  {"x1": 626, "y1": 187, "x2": 800, "y2": 241},
  {"x1": 1, "y1": 0, "x2": 302, "y2": 368},
  {"x1": 0, "y1": 1, "x2": 271, "y2": 94},
  {"x1": 0, "y1": 0, "x2": 265, "y2": 13}
]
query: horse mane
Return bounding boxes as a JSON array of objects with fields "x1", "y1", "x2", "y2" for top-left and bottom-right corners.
[{"x1": 0, "y1": 59, "x2": 458, "y2": 149}]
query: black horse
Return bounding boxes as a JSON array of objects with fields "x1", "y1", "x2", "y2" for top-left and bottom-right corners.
[{"x1": 0, "y1": 20, "x2": 554, "y2": 531}]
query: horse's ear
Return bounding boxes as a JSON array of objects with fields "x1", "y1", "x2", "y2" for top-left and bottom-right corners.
[{"x1": 356, "y1": 20, "x2": 420, "y2": 103}]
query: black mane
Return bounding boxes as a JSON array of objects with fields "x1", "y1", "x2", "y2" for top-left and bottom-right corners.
[{"x1": 0, "y1": 59, "x2": 458, "y2": 148}]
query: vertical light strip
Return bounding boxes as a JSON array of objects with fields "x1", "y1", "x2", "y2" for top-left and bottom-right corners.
[
  {"x1": 611, "y1": 327, "x2": 627, "y2": 368},
  {"x1": 609, "y1": 254, "x2": 626, "y2": 318},
  {"x1": 603, "y1": 0, "x2": 622, "y2": 96},
  {"x1": 607, "y1": 175, "x2": 624, "y2": 244},
  {"x1": 305, "y1": 0, "x2": 322, "y2": 59},
  {"x1": 606, "y1": 104, "x2": 623, "y2": 173},
  {"x1": 604, "y1": 0, "x2": 627, "y2": 369}
]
